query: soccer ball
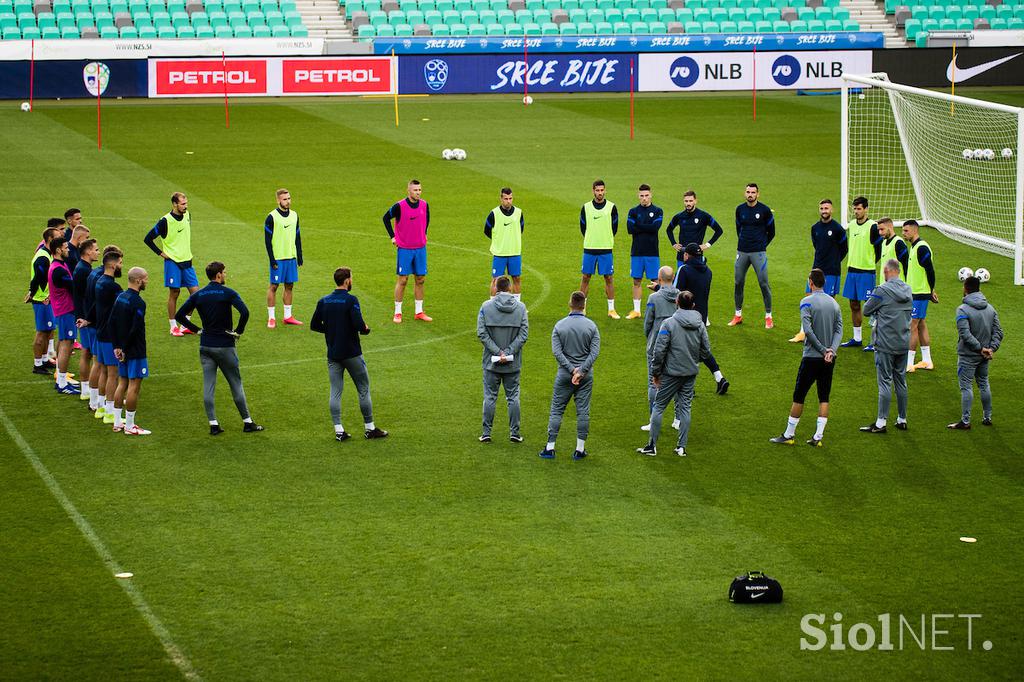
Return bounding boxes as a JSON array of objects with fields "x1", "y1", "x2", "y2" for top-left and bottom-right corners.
[
  {"x1": 442, "y1": 148, "x2": 453, "y2": 160},
  {"x1": 20, "y1": 101, "x2": 30, "y2": 112},
  {"x1": 452, "y1": 148, "x2": 466, "y2": 160},
  {"x1": 983, "y1": 149, "x2": 995, "y2": 161},
  {"x1": 1003, "y1": 148, "x2": 1014, "y2": 159},
  {"x1": 975, "y1": 267, "x2": 991, "y2": 283},
  {"x1": 962, "y1": 149, "x2": 973, "y2": 160},
  {"x1": 958, "y1": 266, "x2": 974, "y2": 282},
  {"x1": 523, "y1": 95, "x2": 533, "y2": 105},
  {"x1": 973, "y1": 149, "x2": 985, "y2": 160}
]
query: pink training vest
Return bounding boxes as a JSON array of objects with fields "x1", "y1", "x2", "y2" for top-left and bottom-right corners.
[
  {"x1": 394, "y1": 198, "x2": 428, "y2": 249},
  {"x1": 47, "y1": 260, "x2": 74, "y2": 317}
]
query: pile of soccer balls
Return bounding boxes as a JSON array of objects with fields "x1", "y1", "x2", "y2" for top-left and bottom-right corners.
[
  {"x1": 442, "y1": 148, "x2": 467, "y2": 161},
  {"x1": 958, "y1": 266, "x2": 991, "y2": 282},
  {"x1": 961, "y1": 148, "x2": 1013, "y2": 161}
]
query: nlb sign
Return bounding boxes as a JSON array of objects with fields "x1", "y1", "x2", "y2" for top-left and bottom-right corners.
[
  {"x1": 639, "y1": 50, "x2": 873, "y2": 92},
  {"x1": 148, "y1": 57, "x2": 393, "y2": 97}
]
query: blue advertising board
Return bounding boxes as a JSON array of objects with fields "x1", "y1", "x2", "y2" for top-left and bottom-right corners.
[
  {"x1": 377, "y1": 32, "x2": 883, "y2": 56},
  {"x1": 0, "y1": 59, "x2": 148, "y2": 100},
  {"x1": 400, "y1": 53, "x2": 633, "y2": 94}
]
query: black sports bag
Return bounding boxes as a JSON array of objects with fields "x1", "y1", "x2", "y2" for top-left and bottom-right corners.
[{"x1": 729, "y1": 571, "x2": 783, "y2": 603}]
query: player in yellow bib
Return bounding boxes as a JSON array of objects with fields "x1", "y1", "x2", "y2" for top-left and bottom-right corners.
[
  {"x1": 485, "y1": 187, "x2": 524, "y2": 299},
  {"x1": 265, "y1": 188, "x2": 304, "y2": 328},
  {"x1": 580, "y1": 179, "x2": 620, "y2": 319},
  {"x1": 144, "y1": 192, "x2": 200, "y2": 336},
  {"x1": 840, "y1": 196, "x2": 882, "y2": 349},
  {"x1": 902, "y1": 220, "x2": 939, "y2": 372}
]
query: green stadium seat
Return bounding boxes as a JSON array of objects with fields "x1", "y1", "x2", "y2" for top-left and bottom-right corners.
[
  {"x1": 459, "y1": 8, "x2": 478, "y2": 22},
  {"x1": 2, "y1": 26, "x2": 21, "y2": 37},
  {"x1": 593, "y1": 19, "x2": 611, "y2": 32},
  {"x1": 736, "y1": 18, "x2": 753, "y2": 31},
  {"x1": 988, "y1": 17, "x2": 1007, "y2": 29},
  {"x1": 523, "y1": 20, "x2": 540, "y2": 32},
  {"x1": 374, "y1": 22, "x2": 393, "y2": 34},
  {"x1": 700, "y1": 19, "x2": 718, "y2": 31},
  {"x1": 231, "y1": 24, "x2": 251, "y2": 35},
  {"x1": 561, "y1": 0, "x2": 579, "y2": 9},
  {"x1": 576, "y1": 19, "x2": 594, "y2": 32},
  {"x1": 824, "y1": 18, "x2": 840, "y2": 30},
  {"x1": 656, "y1": 7, "x2": 672, "y2": 21},
  {"x1": 540, "y1": 19, "x2": 556, "y2": 32},
  {"x1": 629, "y1": 19, "x2": 647, "y2": 31},
  {"x1": 177, "y1": 24, "x2": 196, "y2": 35},
  {"x1": 450, "y1": 20, "x2": 468, "y2": 33},
  {"x1": 406, "y1": 8, "x2": 423, "y2": 22},
  {"x1": 909, "y1": 5, "x2": 926, "y2": 20},
  {"x1": 789, "y1": 19, "x2": 806, "y2": 31},
  {"x1": 196, "y1": 23, "x2": 215, "y2": 35},
  {"x1": 719, "y1": 18, "x2": 737, "y2": 31},
  {"x1": 423, "y1": 9, "x2": 441, "y2": 23},
  {"x1": 213, "y1": 24, "x2": 231, "y2": 35},
  {"x1": 289, "y1": 23, "x2": 307, "y2": 34},
  {"x1": 435, "y1": 0, "x2": 452, "y2": 10},
  {"x1": 648, "y1": 18, "x2": 665, "y2": 31},
  {"x1": 467, "y1": 21, "x2": 485, "y2": 33},
  {"x1": 441, "y1": 8, "x2": 459, "y2": 23},
  {"x1": 805, "y1": 17, "x2": 822, "y2": 30},
  {"x1": 357, "y1": 22, "x2": 375, "y2": 36},
  {"x1": 485, "y1": 22, "x2": 503, "y2": 34},
  {"x1": 558, "y1": 20, "x2": 576, "y2": 33},
  {"x1": 586, "y1": 7, "x2": 602, "y2": 21},
  {"x1": 478, "y1": 8, "x2": 495, "y2": 22},
  {"x1": 136, "y1": 23, "x2": 155, "y2": 35},
  {"x1": 612, "y1": 19, "x2": 629, "y2": 32},
  {"x1": 495, "y1": 8, "x2": 512, "y2": 23},
  {"x1": 692, "y1": 7, "x2": 708, "y2": 21},
  {"x1": 927, "y1": 7, "x2": 943, "y2": 21},
  {"x1": 605, "y1": 7, "x2": 623, "y2": 21},
  {"x1": 915, "y1": 30, "x2": 927, "y2": 47},
  {"x1": 710, "y1": 6, "x2": 726, "y2": 21},
  {"x1": 772, "y1": 19, "x2": 789, "y2": 31},
  {"x1": 842, "y1": 18, "x2": 858, "y2": 30},
  {"x1": 532, "y1": 8, "x2": 549, "y2": 22},
  {"x1": 762, "y1": 7, "x2": 779, "y2": 21},
  {"x1": 683, "y1": 19, "x2": 699, "y2": 31},
  {"x1": 504, "y1": 20, "x2": 522, "y2": 32}
]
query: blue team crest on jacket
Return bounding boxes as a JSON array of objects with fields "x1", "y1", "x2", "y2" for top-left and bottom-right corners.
[{"x1": 424, "y1": 59, "x2": 449, "y2": 91}]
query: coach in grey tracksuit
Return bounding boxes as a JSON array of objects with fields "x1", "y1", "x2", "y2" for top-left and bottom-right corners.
[
  {"x1": 646, "y1": 291, "x2": 709, "y2": 453},
  {"x1": 951, "y1": 277, "x2": 1003, "y2": 428},
  {"x1": 477, "y1": 277, "x2": 529, "y2": 441},
  {"x1": 862, "y1": 259, "x2": 912, "y2": 431},
  {"x1": 542, "y1": 292, "x2": 600, "y2": 458},
  {"x1": 644, "y1": 266, "x2": 679, "y2": 411}
]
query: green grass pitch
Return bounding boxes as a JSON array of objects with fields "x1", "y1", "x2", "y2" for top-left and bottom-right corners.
[{"x1": 1, "y1": 89, "x2": 1022, "y2": 680}]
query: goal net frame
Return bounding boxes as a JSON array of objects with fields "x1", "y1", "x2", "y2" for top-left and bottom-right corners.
[{"x1": 841, "y1": 72, "x2": 1024, "y2": 285}]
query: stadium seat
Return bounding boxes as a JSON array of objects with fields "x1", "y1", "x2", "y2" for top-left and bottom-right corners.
[
  {"x1": 772, "y1": 18, "x2": 789, "y2": 30},
  {"x1": 789, "y1": 18, "x2": 806, "y2": 30},
  {"x1": 683, "y1": 18, "x2": 698, "y2": 30}
]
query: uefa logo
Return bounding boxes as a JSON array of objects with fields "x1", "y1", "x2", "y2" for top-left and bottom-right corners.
[
  {"x1": 668, "y1": 56, "x2": 699, "y2": 88},
  {"x1": 771, "y1": 55, "x2": 801, "y2": 87},
  {"x1": 83, "y1": 61, "x2": 110, "y2": 96},
  {"x1": 424, "y1": 58, "x2": 449, "y2": 91}
]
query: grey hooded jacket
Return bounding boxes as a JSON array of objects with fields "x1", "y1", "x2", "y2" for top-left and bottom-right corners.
[
  {"x1": 644, "y1": 284, "x2": 679, "y2": 356},
  {"x1": 955, "y1": 292, "x2": 1003, "y2": 359},
  {"x1": 863, "y1": 276, "x2": 912, "y2": 354},
  {"x1": 551, "y1": 312, "x2": 600, "y2": 376},
  {"x1": 651, "y1": 308, "x2": 710, "y2": 378},
  {"x1": 477, "y1": 293, "x2": 529, "y2": 373}
]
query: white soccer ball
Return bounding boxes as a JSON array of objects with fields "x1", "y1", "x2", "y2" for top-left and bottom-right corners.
[
  {"x1": 523, "y1": 95, "x2": 533, "y2": 105},
  {"x1": 858, "y1": 93, "x2": 865, "y2": 100},
  {"x1": 20, "y1": 101, "x2": 30, "y2": 112},
  {"x1": 975, "y1": 267, "x2": 990, "y2": 283},
  {"x1": 453, "y1": 148, "x2": 466, "y2": 160},
  {"x1": 958, "y1": 266, "x2": 974, "y2": 282},
  {"x1": 983, "y1": 149, "x2": 995, "y2": 161},
  {"x1": 442, "y1": 148, "x2": 453, "y2": 160},
  {"x1": 1003, "y1": 147, "x2": 1014, "y2": 159},
  {"x1": 962, "y1": 149, "x2": 973, "y2": 160},
  {"x1": 973, "y1": 149, "x2": 985, "y2": 160}
]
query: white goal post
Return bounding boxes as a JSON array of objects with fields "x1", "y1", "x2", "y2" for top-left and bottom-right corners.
[{"x1": 841, "y1": 73, "x2": 1024, "y2": 285}]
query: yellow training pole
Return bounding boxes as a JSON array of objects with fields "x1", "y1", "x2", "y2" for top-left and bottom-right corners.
[
  {"x1": 392, "y1": 49, "x2": 399, "y2": 127},
  {"x1": 950, "y1": 42, "x2": 956, "y2": 116}
]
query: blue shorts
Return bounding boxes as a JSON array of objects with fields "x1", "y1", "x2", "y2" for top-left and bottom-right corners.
[
  {"x1": 397, "y1": 247, "x2": 428, "y2": 276},
  {"x1": 56, "y1": 313, "x2": 77, "y2": 341},
  {"x1": 843, "y1": 271, "x2": 876, "y2": 301},
  {"x1": 270, "y1": 258, "x2": 299, "y2": 284},
  {"x1": 630, "y1": 256, "x2": 660, "y2": 280},
  {"x1": 581, "y1": 252, "x2": 614, "y2": 276},
  {"x1": 118, "y1": 357, "x2": 149, "y2": 379},
  {"x1": 90, "y1": 329, "x2": 103, "y2": 358},
  {"x1": 491, "y1": 255, "x2": 522, "y2": 277},
  {"x1": 912, "y1": 299, "x2": 929, "y2": 320},
  {"x1": 164, "y1": 260, "x2": 199, "y2": 289},
  {"x1": 33, "y1": 302, "x2": 55, "y2": 332},
  {"x1": 97, "y1": 340, "x2": 118, "y2": 366},
  {"x1": 806, "y1": 275, "x2": 841, "y2": 297},
  {"x1": 79, "y1": 326, "x2": 95, "y2": 352}
]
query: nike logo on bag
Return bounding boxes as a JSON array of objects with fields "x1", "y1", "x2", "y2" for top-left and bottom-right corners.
[
  {"x1": 750, "y1": 592, "x2": 767, "y2": 599},
  {"x1": 947, "y1": 53, "x2": 1022, "y2": 83}
]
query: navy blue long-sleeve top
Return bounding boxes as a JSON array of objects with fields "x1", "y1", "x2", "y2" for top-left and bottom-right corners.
[
  {"x1": 310, "y1": 289, "x2": 369, "y2": 362},
  {"x1": 175, "y1": 282, "x2": 250, "y2": 348},
  {"x1": 626, "y1": 204, "x2": 663, "y2": 257},
  {"x1": 810, "y1": 220, "x2": 848, "y2": 276},
  {"x1": 93, "y1": 274, "x2": 123, "y2": 343},
  {"x1": 111, "y1": 289, "x2": 147, "y2": 359},
  {"x1": 735, "y1": 201, "x2": 776, "y2": 253},
  {"x1": 667, "y1": 208, "x2": 723, "y2": 258},
  {"x1": 73, "y1": 260, "x2": 95, "y2": 319}
]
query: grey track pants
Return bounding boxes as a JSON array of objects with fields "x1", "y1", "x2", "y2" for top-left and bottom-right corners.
[
  {"x1": 875, "y1": 351, "x2": 908, "y2": 422},
  {"x1": 734, "y1": 250, "x2": 772, "y2": 313},
  {"x1": 650, "y1": 374, "x2": 696, "y2": 448},
  {"x1": 482, "y1": 369, "x2": 521, "y2": 438},
  {"x1": 546, "y1": 368, "x2": 592, "y2": 442},
  {"x1": 329, "y1": 356, "x2": 374, "y2": 427},
  {"x1": 199, "y1": 346, "x2": 250, "y2": 422},
  {"x1": 958, "y1": 358, "x2": 992, "y2": 424}
]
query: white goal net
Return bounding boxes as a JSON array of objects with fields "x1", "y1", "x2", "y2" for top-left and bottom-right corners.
[{"x1": 841, "y1": 73, "x2": 1024, "y2": 285}]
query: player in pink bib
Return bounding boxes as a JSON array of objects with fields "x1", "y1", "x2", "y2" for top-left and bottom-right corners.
[
  {"x1": 382, "y1": 179, "x2": 432, "y2": 323},
  {"x1": 46, "y1": 237, "x2": 81, "y2": 394}
]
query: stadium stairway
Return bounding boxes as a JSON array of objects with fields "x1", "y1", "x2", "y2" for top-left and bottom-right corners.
[
  {"x1": 296, "y1": 0, "x2": 350, "y2": 36},
  {"x1": 846, "y1": 0, "x2": 905, "y2": 46}
]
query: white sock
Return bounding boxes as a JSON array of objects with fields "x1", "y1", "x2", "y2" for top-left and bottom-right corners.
[
  {"x1": 334, "y1": 423, "x2": 345, "y2": 434},
  {"x1": 80, "y1": 380, "x2": 89, "y2": 393},
  {"x1": 897, "y1": 416, "x2": 907, "y2": 425},
  {"x1": 784, "y1": 416, "x2": 799, "y2": 438},
  {"x1": 907, "y1": 350, "x2": 916, "y2": 367},
  {"x1": 815, "y1": 417, "x2": 828, "y2": 439},
  {"x1": 765, "y1": 311, "x2": 773, "y2": 319},
  {"x1": 243, "y1": 417, "x2": 253, "y2": 424},
  {"x1": 922, "y1": 346, "x2": 932, "y2": 363},
  {"x1": 394, "y1": 301, "x2": 402, "y2": 315},
  {"x1": 365, "y1": 421, "x2": 375, "y2": 431},
  {"x1": 735, "y1": 309, "x2": 742, "y2": 317},
  {"x1": 90, "y1": 388, "x2": 99, "y2": 409},
  {"x1": 57, "y1": 372, "x2": 67, "y2": 388},
  {"x1": 632, "y1": 298, "x2": 641, "y2": 313},
  {"x1": 415, "y1": 299, "x2": 424, "y2": 314},
  {"x1": 47, "y1": 339, "x2": 55, "y2": 355},
  {"x1": 169, "y1": 318, "x2": 177, "y2": 331},
  {"x1": 853, "y1": 326, "x2": 862, "y2": 342},
  {"x1": 512, "y1": 293, "x2": 521, "y2": 301},
  {"x1": 876, "y1": 417, "x2": 887, "y2": 428},
  {"x1": 113, "y1": 408, "x2": 123, "y2": 428},
  {"x1": 126, "y1": 410, "x2": 136, "y2": 430},
  {"x1": 34, "y1": 357, "x2": 43, "y2": 366},
  {"x1": 209, "y1": 420, "x2": 219, "y2": 426},
  {"x1": 607, "y1": 299, "x2": 615, "y2": 311},
  {"x1": 713, "y1": 370, "x2": 723, "y2": 382},
  {"x1": 576, "y1": 438, "x2": 586, "y2": 452},
  {"x1": 546, "y1": 441, "x2": 555, "y2": 451},
  {"x1": 105, "y1": 399, "x2": 114, "y2": 413},
  {"x1": 284, "y1": 305, "x2": 292, "y2": 318},
  {"x1": 268, "y1": 307, "x2": 275, "y2": 320}
]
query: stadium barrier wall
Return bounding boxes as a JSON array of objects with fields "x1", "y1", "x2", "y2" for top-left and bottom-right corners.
[
  {"x1": 871, "y1": 47, "x2": 1024, "y2": 88},
  {"x1": 0, "y1": 59, "x2": 147, "y2": 99},
  {"x1": 399, "y1": 53, "x2": 632, "y2": 94}
]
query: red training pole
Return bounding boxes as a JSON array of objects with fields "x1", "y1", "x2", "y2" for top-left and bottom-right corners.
[
  {"x1": 96, "y1": 69, "x2": 101, "y2": 150},
  {"x1": 523, "y1": 38, "x2": 528, "y2": 104},
  {"x1": 629, "y1": 58, "x2": 635, "y2": 140},
  {"x1": 221, "y1": 51, "x2": 230, "y2": 128},
  {"x1": 752, "y1": 43, "x2": 757, "y2": 121},
  {"x1": 29, "y1": 39, "x2": 35, "y2": 111}
]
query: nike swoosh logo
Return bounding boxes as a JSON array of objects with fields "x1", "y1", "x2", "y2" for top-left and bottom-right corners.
[
  {"x1": 750, "y1": 592, "x2": 767, "y2": 599},
  {"x1": 947, "y1": 53, "x2": 1022, "y2": 83}
]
